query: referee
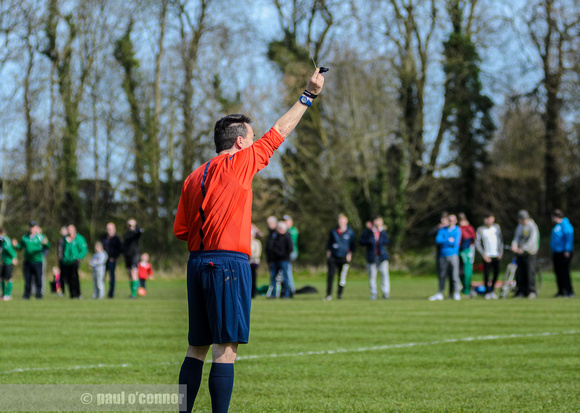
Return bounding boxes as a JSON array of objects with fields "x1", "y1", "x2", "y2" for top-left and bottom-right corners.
[{"x1": 174, "y1": 68, "x2": 325, "y2": 412}]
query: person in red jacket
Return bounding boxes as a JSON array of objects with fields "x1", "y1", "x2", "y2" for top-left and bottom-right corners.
[
  {"x1": 173, "y1": 68, "x2": 325, "y2": 413},
  {"x1": 458, "y1": 212, "x2": 476, "y2": 296},
  {"x1": 137, "y1": 253, "x2": 154, "y2": 296}
]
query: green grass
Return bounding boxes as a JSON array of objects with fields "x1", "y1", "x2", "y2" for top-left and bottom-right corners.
[{"x1": 1, "y1": 270, "x2": 579, "y2": 412}]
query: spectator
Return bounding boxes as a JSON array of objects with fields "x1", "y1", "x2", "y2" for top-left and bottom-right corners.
[
  {"x1": 268, "y1": 222, "x2": 294, "y2": 298},
  {"x1": 61, "y1": 224, "x2": 88, "y2": 299},
  {"x1": 37, "y1": 226, "x2": 49, "y2": 297},
  {"x1": 429, "y1": 212, "x2": 449, "y2": 289},
  {"x1": 124, "y1": 218, "x2": 143, "y2": 299},
  {"x1": 360, "y1": 216, "x2": 390, "y2": 300},
  {"x1": 0, "y1": 227, "x2": 17, "y2": 301},
  {"x1": 284, "y1": 215, "x2": 298, "y2": 296},
  {"x1": 57, "y1": 226, "x2": 68, "y2": 295},
  {"x1": 550, "y1": 209, "x2": 574, "y2": 297},
  {"x1": 458, "y1": 213, "x2": 476, "y2": 297},
  {"x1": 101, "y1": 222, "x2": 123, "y2": 299},
  {"x1": 430, "y1": 214, "x2": 461, "y2": 301},
  {"x1": 249, "y1": 224, "x2": 262, "y2": 299},
  {"x1": 511, "y1": 210, "x2": 540, "y2": 299},
  {"x1": 50, "y1": 266, "x2": 62, "y2": 296},
  {"x1": 90, "y1": 241, "x2": 108, "y2": 299},
  {"x1": 475, "y1": 213, "x2": 503, "y2": 299},
  {"x1": 16, "y1": 221, "x2": 50, "y2": 300},
  {"x1": 137, "y1": 252, "x2": 154, "y2": 296},
  {"x1": 325, "y1": 213, "x2": 356, "y2": 301},
  {"x1": 265, "y1": 216, "x2": 278, "y2": 276}
]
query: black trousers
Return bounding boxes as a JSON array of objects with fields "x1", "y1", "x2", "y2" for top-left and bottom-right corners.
[
  {"x1": 23, "y1": 262, "x2": 43, "y2": 299},
  {"x1": 250, "y1": 263, "x2": 258, "y2": 298},
  {"x1": 484, "y1": 258, "x2": 501, "y2": 293},
  {"x1": 327, "y1": 255, "x2": 347, "y2": 297},
  {"x1": 106, "y1": 260, "x2": 117, "y2": 298},
  {"x1": 61, "y1": 261, "x2": 81, "y2": 298},
  {"x1": 553, "y1": 252, "x2": 574, "y2": 295},
  {"x1": 1, "y1": 264, "x2": 14, "y2": 280},
  {"x1": 515, "y1": 254, "x2": 536, "y2": 296}
]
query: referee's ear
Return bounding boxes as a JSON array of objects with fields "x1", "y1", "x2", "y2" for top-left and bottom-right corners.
[{"x1": 235, "y1": 135, "x2": 245, "y2": 150}]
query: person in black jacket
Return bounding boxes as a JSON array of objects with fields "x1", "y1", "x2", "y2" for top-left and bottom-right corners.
[
  {"x1": 268, "y1": 221, "x2": 293, "y2": 298},
  {"x1": 326, "y1": 213, "x2": 356, "y2": 300},
  {"x1": 101, "y1": 222, "x2": 123, "y2": 298},
  {"x1": 265, "y1": 216, "x2": 278, "y2": 274},
  {"x1": 124, "y1": 218, "x2": 143, "y2": 299}
]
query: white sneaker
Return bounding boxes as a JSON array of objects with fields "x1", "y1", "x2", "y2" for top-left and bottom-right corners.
[
  {"x1": 324, "y1": 295, "x2": 332, "y2": 301},
  {"x1": 429, "y1": 293, "x2": 444, "y2": 301},
  {"x1": 453, "y1": 292, "x2": 461, "y2": 301},
  {"x1": 490, "y1": 292, "x2": 498, "y2": 299},
  {"x1": 485, "y1": 293, "x2": 491, "y2": 300}
]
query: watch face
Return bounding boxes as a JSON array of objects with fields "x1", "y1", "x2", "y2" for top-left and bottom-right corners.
[{"x1": 300, "y1": 96, "x2": 311, "y2": 106}]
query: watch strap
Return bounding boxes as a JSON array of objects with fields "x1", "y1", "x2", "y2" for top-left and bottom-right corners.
[
  {"x1": 299, "y1": 95, "x2": 312, "y2": 107},
  {"x1": 303, "y1": 89, "x2": 318, "y2": 99}
]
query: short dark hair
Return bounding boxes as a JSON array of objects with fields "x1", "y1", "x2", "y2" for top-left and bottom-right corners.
[
  {"x1": 214, "y1": 114, "x2": 252, "y2": 153},
  {"x1": 552, "y1": 209, "x2": 564, "y2": 218}
]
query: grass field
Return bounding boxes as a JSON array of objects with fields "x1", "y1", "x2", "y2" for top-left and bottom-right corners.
[{"x1": 0, "y1": 268, "x2": 579, "y2": 412}]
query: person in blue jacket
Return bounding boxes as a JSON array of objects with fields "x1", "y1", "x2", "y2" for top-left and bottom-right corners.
[
  {"x1": 430, "y1": 214, "x2": 462, "y2": 301},
  {"x1": 325, "y1": 213, "x2": 356, "y2": 300},
  {"x1": 360, "y1": 216, "x2": 390, "y2": 300},
  {"x1": 550, "y1": 209, "x2": 574, "y2": 297}
]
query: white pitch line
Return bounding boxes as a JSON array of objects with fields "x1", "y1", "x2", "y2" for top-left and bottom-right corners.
[
  {"x1": 2, "y1": 330, "x2": 578, "y2": 374},
  {"x1": 236, "y1": 330, "x2": 580, "y2": 361},
  {"x1": 0, "y1": 363, "x2": 131, "y2": 374}
]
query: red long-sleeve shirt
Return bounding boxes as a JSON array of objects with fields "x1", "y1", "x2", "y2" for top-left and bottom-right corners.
[
  {"x1": 173, "y1": 128, "x2": 284, "y2": 256},
  {"x1": 459, "y1": 224, "x2": 476, "y2": 250},
  {"x1": 138, "y1": 261, "x2": 154, "y2": 280}
]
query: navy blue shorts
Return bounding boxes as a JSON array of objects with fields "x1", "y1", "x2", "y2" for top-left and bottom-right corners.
[{"x1": 187, "y1": 250, "x2": 252, "y2": 346}]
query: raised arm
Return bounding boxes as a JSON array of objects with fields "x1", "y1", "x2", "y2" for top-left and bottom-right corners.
[{"x1": 272, "y1": 68, "x2": 325, "y2": 138}]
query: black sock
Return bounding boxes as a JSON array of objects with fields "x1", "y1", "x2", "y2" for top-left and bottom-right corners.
[
  {"x1": 179, "y1": 357, "x2": 204, "y2": 413},
  {"x1": 208, "y1": 363, "x2": 234, "y2": 413}
]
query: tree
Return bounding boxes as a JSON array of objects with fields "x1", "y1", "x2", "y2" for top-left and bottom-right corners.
[
  {"x1": 175, "y1": 0, "x2": 211, "y2": 181},
  {"x1": 359, "y1": 0, "x2": 452, "y2": 249},
  {"x1": 440, "y1": 0, "x2": 495, "y2": 215},
  {"x1": 0, "y1": 0, "x2": 20, "y2": 70},
  {"x1": 267, "y1": 0, "x2": 344, "y2": 260},
  {"x1": 114, "y1": 21, "x2": 146, "y2": 208},
  {"x1": 41, "y1": 0, "x2": 97, "y2": 224},
  {"x1": 113, "y1": 5, "x2": 168, "y2": 225},
  {"x1": 379, "y1": 0, "x2": 440, "y2": 248},
  {"x1": 525, "y1": 0, "x2": 580, "y2": 214}
]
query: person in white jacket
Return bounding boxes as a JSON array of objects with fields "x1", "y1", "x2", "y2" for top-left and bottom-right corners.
[
  {"x1": 475, "y1": 213, "x2": 503, "y2": 299},
  {"x1": 511, "y1": 210, "x2": 540, "y2": 299},
  {"x1": 90, "y1": 241, "x2": 108, "y2": 299}
]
